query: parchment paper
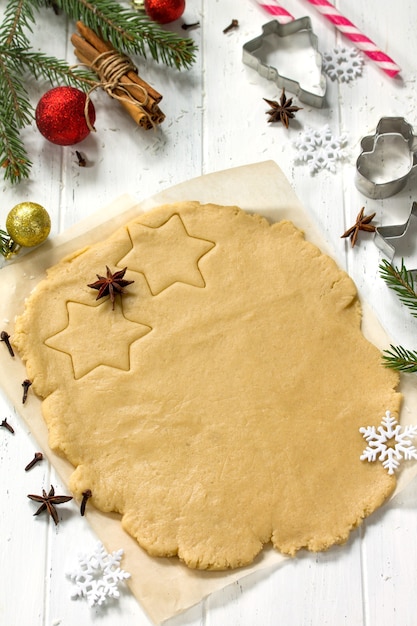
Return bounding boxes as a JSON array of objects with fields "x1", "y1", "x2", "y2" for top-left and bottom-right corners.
[{"x1": 1, "y1": 161, "x2": 417, "y2": 624}]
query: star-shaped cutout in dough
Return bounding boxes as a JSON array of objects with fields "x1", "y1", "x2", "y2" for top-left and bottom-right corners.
[
  {"x1": 45, "y1": 301, "x2": 151, "y2": 379},
  {"x1": 119, "y1": 213, "x2": 215, "y2": 295}
]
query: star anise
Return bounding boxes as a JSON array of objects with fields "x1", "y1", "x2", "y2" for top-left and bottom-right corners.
[
  {"x1": 87, "y1": 266, "x2": 134, "y2": 309},
  {"x1": 28, "y1": 485, "x2": 73, "y2": 525},
  {"x1": 341, "y1": 207, "x2": 376, "y2": 247},
  {"x1": 263, "y1": 89, "x2": 303, "y2": 128}
]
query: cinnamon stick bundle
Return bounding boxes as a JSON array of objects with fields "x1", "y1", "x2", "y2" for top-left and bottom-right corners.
[{"x1": 71, "y1": 21, "x2": 165, "y2": 129}]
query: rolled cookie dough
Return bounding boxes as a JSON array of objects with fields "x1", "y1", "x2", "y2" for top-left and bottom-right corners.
[{"x1": 13, "y1": 202, "x2": 400, "y2": 570}]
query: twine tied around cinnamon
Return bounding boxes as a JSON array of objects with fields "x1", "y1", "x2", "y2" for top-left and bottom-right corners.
[
  {"x1": 72, "y1": 22, "x2": 165, "y2": 130},
  {"x1": 85, "y1": 50, "x2": 152, "y2": 128}
]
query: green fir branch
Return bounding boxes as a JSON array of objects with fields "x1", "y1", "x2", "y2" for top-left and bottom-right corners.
[
  {"x1": 379, "y1": 258, "x2": 417, "y2": 318},
  {"x1": 379, "y1": 259, "x2": 417, "y2": 373},
  {"x1": 0, "y1": 64, "x2": 33, "y2": 183},
  {"x1": 0, "y1": 0, "x2": 36, "y2": 47},
  {"x1": 382, "y1": 344, "x2": 417, "y2": 373},
  {"x1": 0, "y1": 53, "x2": 33, "y2": 127},
  {"x1": 0, "y1": 116, "x2": 32, "y2": 185},
  {"x1": 38, "y1": 0, "x2": 197, "y2": 69},
  {"x1": 5, "y1": 47, "x2": 95, "y2": 88}
]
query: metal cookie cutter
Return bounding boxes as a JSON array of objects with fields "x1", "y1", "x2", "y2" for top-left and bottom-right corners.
[
  {"x1": 242, "y1": 18, "x2": 326, "y2": 108},
  {"x1": 356, "y1": 117, "x2": 417, "y2": 199},
  {"x1": 374, "y1": 201, "x2": 417, "y2": 273}
]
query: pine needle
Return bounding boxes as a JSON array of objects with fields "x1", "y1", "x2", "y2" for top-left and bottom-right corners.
[
  {"x1": 379, "y1": 258, "x2": 417, "y2": 318},
  {"x1": 6, "y1": 48, "x2": 95, "y2": 88},
  {"x1": 382, "y1": 345, "x2": 417, "y2": 373}
]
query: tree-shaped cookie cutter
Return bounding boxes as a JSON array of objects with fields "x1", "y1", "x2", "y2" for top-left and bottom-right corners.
[
  {"x1": 356, "y1": 117, "x2": 417, "y2": 199},
  {"x1": 242, "y1": 18, "x2": 326, "y2": 108}
]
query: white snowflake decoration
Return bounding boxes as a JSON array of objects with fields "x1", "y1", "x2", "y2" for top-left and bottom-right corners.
[
  {"x1": 68, "y1": 542, "x2": 130, "y2": 607},
  {"x1": 323, "y1": 47, "x2": 364, "y2": 82},
  {"x1": 360, "y1": 410, "x2": 417, "y2": 475},
  {"x1": 293, "y1": 125, "x2": 348, "y2": 175}
]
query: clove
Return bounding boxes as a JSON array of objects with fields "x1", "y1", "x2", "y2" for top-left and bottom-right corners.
[
  {"x1": 1, "y1": 418, "x2": 14, "y2": 434},
  {"x1": 223, "y1": 19, "x2": 239, "y2": 33},
  {"x1": 1, "y1": 331, "x2": 14, "y2": 357},
  {"x1": 75, "y1": 150, "x2": 86, "y2": 167},
  {"x1": 80, "y1": 489, "x2": 92, "y2": 516},
  {"x1": 25, "y1": 452, "x2": 43, "y2": 471},
  {"x1": 181, "y1": 21, "x2": 200, "y2": 31},
  {"x1": 22, "y1": 379, "x2": 32, "y2": 404}
]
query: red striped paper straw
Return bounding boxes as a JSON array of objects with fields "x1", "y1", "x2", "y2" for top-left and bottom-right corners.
[
  {"x1": 303, "y1": 0, "x2": 400, "y2": 77},
  {"x1": 255, "y1": 1, "x2": 295, "y2": 23}
]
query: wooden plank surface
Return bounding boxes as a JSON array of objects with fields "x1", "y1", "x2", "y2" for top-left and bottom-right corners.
[{"x1": 1, "y1": 1, "x2": 417, "y2": 624}]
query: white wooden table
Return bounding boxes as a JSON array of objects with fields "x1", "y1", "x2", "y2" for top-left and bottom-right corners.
[{"x1": 2, "y1": 1, "x2": 417, "y2": 624}]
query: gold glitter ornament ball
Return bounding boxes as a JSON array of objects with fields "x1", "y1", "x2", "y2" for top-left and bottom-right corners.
[{"x1": 6, "y1": 202, "x2": 51, "y2": 248}]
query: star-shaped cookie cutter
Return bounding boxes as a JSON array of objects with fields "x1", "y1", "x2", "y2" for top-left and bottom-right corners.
[
  {"x1": 242, "y1": 18, "x2": 326, "y2": 108},
  {"x1": 374, "y1": 201, "x2": 417, "y2": 276},
  {"x1": 356, "y1": 117, "x2": 417, "y2": 199}
]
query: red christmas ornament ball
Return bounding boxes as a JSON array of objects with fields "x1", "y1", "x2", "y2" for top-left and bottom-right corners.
[
  {"x1": 144, "y1": 0, "x2": 185, "y2": 24},
  {"x1": 35, "y1": 86, "x2": 96, "y2": 146}
]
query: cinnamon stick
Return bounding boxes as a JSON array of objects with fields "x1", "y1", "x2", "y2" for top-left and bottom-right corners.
[{"x1": 71, "y1": 21, "x2": 165, "y2": 128}]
